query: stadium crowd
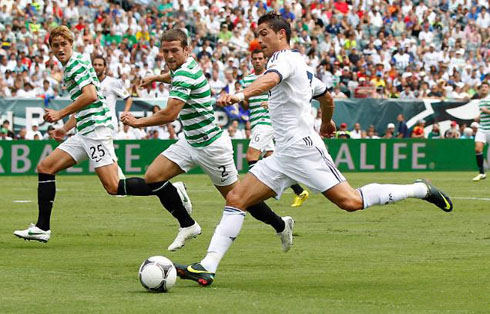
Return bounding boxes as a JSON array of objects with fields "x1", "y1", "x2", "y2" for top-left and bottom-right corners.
[{"x1": 0, "y1": 0, "x2": 489, "y2": 139}]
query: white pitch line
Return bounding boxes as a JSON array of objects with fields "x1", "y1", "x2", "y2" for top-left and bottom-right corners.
[
  {"x1": 13, "y1": 200, "x2": 32, "y2": 203},
  {"x1": 453, "y1": 197, "x2": 490, "y2": 201}
]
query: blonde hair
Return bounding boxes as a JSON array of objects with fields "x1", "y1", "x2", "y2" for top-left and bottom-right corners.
[{"x1": 49, "y1": 26, "x2": 74, "y2": 46}]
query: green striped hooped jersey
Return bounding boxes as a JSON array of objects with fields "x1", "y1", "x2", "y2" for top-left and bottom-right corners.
[
  {"x1": 170, "y1": 57, "x2": 222, "y2": 147},
  {"x1": 63, "y1": 52, "x2": 112, "y2": 135},
  {"x1": 243, "y1": 74, "x2": 272, "y2": 129},
  {"x1": 479, "y1": 96, "x2": 490, "y2": 131}
]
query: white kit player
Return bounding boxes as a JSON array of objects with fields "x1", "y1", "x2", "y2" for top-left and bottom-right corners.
[
  {"x1": 175, "y1": 13, "x2": 453, "y2": 287},
  {"x1": 241, "y1": 49, "x2": 309, "y2": 207}
]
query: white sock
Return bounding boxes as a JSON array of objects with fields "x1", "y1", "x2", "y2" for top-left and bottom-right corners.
[
  {"x1": 358, "y1": 183, "x2": 428, "y2": 209},
  {"x1": 117, "y1": 166, "x2": 126, "y2": 180},
  {"x1": 200, "y1": 206, "x2": 246, "y2": 273}
]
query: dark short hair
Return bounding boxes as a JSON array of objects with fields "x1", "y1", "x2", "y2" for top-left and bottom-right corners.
[
  {"x1": 251, "y1": 49, "x2": 264, "y2": 57},
  {"x1": 161, "y1": 29, "x2": 188, "y2": 48},
  {"x1": 92, "y1": 55, "x2": 106, "y2": 66},
  {"x1": 258, "y1": 12, "x2": 291, "y2": 43}
]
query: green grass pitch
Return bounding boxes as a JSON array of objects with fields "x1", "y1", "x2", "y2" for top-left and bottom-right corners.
[{"x1": 1, "y1": 172, "x2": 489, "y2": 313}]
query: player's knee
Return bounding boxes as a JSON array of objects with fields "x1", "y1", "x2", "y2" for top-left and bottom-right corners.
[
  {"x1": 336, "y1": 197, "x2": 363, "y2": 212},
  {"x1": 144, "y1": 171, "x2": 158, "y2": 184},
  {"x1": 226, "y1": 189, "x2": 246, "y2": 209},
  {"x1": 36, "y1": 161, "x2": 54, "y2": 175},
  {"x1": 103, "y1": 182, "x2": 119, "y2": 195}
]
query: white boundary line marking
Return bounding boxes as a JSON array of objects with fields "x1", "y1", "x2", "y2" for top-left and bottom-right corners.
[{"x1": 453, "y1": 197, "x2": 490, "y2": 201}]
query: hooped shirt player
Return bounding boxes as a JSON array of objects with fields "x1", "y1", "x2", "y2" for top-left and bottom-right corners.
[{"x1": 59, "y1": 52, "x2": 117, "y2": 170}]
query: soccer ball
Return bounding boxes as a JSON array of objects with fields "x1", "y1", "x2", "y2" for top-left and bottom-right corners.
[{"x1": 138, "y1": 256, "x2": 177, "y2": 293}]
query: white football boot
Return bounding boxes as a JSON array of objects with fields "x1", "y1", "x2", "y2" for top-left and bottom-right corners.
[
  {"x1": 472, "y1": 173, "x2": 487, "y2": 182},
  {"x1": 14, "y1": 223, "x2": 51, "y2": 243},
  {"x1": 277, "y1": 216, "x2": 295, "y2": 252},
  {"x1": 173, "y1": 181, "x2": 193, "y2": 214},
  {"x1": 167, "y1": 222, "x2": 201, "y2": 251}
]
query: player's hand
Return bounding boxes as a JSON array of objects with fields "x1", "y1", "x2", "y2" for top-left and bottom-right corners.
[
  {"x1": 52, "y1": 128, "x2": 66, "y2": 142},
  {"x1": 140, "y1": 76, "x2": 154, "y2": 88},
  {"x1": 261, "y1": 101, "x2": 269, "y2": 110},
  {"x1": 43, "y1": 108, "x2": 63, "y2": 123},
  {"x1": 121, "y1": 112, "x2": 138, "y2": 127},
  {"x1": 320, "y1": 120, "x2": 336, "y2": 138},
  {"x1": 217, "y1": 93, "x2": 240, "y2": 107}
]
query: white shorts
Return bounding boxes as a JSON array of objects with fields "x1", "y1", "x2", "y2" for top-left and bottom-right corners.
[
  {"x1": 58, "y1": 127, "x2": 117, "y2": 168},
  {"x1": 250, "y1": 134, "x2": 345, "y2": 198},
  {"x1": 162, "y1": 132, "x2": 238, "y2": 186},
  {"x1": 248, "y1": 125, "x2": 275, "y2": 153},
  {"x1": 475, "y1": 130, "x2": 490, "y2": 144}
]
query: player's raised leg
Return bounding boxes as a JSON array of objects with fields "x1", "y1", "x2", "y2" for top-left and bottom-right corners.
[
  {"x1": 13, "y1": 148, "x2": 76, "y2": 242},
  {"x1": 175, "y1": 173, "x2": 277, "y2": 286},
  {"x1": 324, "y1": 178, "x2": 452, "y2": 212}
]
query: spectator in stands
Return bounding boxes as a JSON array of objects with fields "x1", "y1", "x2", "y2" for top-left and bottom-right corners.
[
  {"x1": 444, "y1": 121, "x2": 461, "y2": 138},
  {"x1": 209, "y1": 69, "x2": 226, "y2": 96},
  {"x1": 0, "y1": 127, "x2": 12, "y2": 140},
  {"x1": 313, "y1": 108, "x2": 322, "y2": 135},
  {"x1": 335, "y1": 123, "x2": 351, "y2": 139},
  {"x1": 25, "y1": 122, "x2": 42, "y2": 140},
  {"x1": 428, "y1": 123, "x2": 442, "y2": 139},
  {"x1": 365, "y1": 125, "x2": 380, "y2": 139},
  {"x1": 383, "y1": 123, "x2": 396, "y2": 139},
  {"x1": 350, "y1": 123, "x2": 362, "y2": 139},
  {"x1": 117, "y1": 124, "x2": 137, "y2": 140},
  {"x1": 15, "y1": 128, "x2": 27, "y2": 140},
  {"x1": 2, "y1": 120, "x2": 15, "y2": 139},
  {"x1": 396, "y1": 114, "x2": 410, "y2": 138},
  {"x1": 331, "y1": 86, "x2": 347, "y2": 98},
  {"x1": 400, "y1": 85, "x2": 416, "y2": 99},
  {"x1": 43, "y1": 126, "x2": 55, "y2": 140},
  {"x1": 411, "y1": 120, "x2": 426, "y2": 138},
  {"x1": 460, "y1": 127, "x2": 474, "y2": 139},
  {"x1": 470, "y1": 122, "x2": 479, "y2": 135}
]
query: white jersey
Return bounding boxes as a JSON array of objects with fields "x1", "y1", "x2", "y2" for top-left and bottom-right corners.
[
  {"x1": 100, "y1": 76, "x2": 131, "y2": 131},
  {"x1": 264, "y1": 49, "x2": 327, "y2": 152}
]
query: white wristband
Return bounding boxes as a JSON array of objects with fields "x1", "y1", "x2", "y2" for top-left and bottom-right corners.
[{"x1": 235, "y1": 92, "x2": 245, "y2": 102}]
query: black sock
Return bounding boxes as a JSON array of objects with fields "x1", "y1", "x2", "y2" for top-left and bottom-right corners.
[
  {"x1": 148, "y1": 181, "x2": 195, "y2": 228},
  {"x1": 36, "y1": 173, "x2": 56, "y2": 231},
  {"x1": 290, "y1": 184, "x2": 304, "y2": 195},
  {"x1": 248, "y1": 160, "x2": 257, "y2": 171},
  {"x1": 117, "y1": 178, "x2": 153, "y2": 196},
  {"x1": 476, "y1": 153, "x2": 485, "y2": 174},
  {"x1": 247, "y1": 202, "x2": 285, "y2": 233}
]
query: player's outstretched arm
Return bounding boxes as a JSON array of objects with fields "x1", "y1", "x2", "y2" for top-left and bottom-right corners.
[
  {"x1": 44, "y1": 84, "x2": 98, "y2": 123},
  {"x1": 217, "y1": 72, "x2": 280, "y2": 107},
  {"x1": 315, "y1": 91, "x2": 336, "y2": 138},
  {"x1": 123, "y1": 96, "x2": 133, "y2": 113},
  {"x1": 242, "y1": 71, "x2": 280, "y2": 100},
  {"x1": 121, "y1": 98, "x2": 185, "y2": 128},
  {"x1": 140, "y1": 72, "x2": 172, "y2": 88}
]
